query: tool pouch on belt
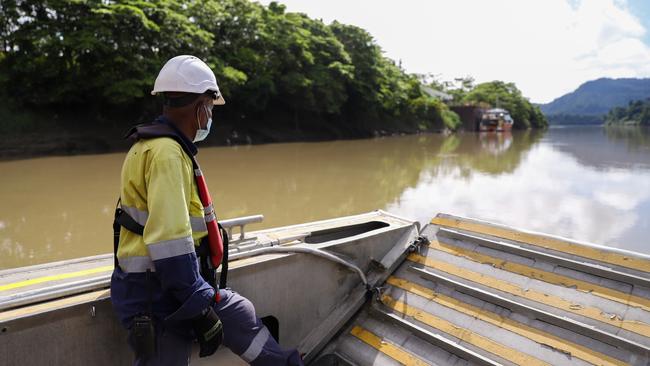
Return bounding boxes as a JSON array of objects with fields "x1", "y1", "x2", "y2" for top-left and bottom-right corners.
[{"x1": 129, "y1": 315, "x2": 155, "y2": 360}]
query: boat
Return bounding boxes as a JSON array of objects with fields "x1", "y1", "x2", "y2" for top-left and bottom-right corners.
[
  {"x1": 1, "y1": 211, "x2": 649, "y2": 365},
  {"x1": 479, "y1": 108, "x2": 514, "y2": 132}
]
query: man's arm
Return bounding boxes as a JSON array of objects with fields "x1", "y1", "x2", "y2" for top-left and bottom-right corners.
[{"x1": 144, "y1": 154, "x2": 214, "y2": 321}]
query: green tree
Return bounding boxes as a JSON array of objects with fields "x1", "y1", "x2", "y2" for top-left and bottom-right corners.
[
  {"x1": 0, "y1": 0, "x2": 517, "y2": 157},
  {"x1": 605, "y1": 99, "x2": 650, "y2": 126},
  {"x1": 1, "y1": 0, "x2": 212, "y2": 109},
  {"x1": 463, "y1": 81, "x2": 547, "y2": 129}
]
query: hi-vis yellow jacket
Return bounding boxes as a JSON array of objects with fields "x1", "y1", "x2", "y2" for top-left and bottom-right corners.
[
  {"x1": 110, "y1": 117, "x2": 215, "y2": 333},
  {"x1": 117, "y1": 136, "x2": 207, "y2": 267}
]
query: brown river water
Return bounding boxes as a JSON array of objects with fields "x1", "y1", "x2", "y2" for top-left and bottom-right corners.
[{"x1": 1, "y1": 126, "x2": 649, "y2": 269}]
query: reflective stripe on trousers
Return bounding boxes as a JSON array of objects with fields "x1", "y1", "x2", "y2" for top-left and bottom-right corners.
[
  {"x1": 240, "y1": 327, "x2": 271, "y2": 362},
  {"x1": 128, "y1": 289, "x2": 303, "y2": 365},
  {"x1": 215, "y1": 289, "x2": 303, "y2": 366}
]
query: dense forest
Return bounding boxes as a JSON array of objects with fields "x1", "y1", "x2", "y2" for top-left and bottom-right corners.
[
  {"x1": 0, "y1": 0, "x2": 545, "y2": 158},
  {"x1": 605, "y1": 99, "x2": 650, "y2": 126},
  {"x1": 540, "y1": 114, "x2": 603, "y2": 126}
]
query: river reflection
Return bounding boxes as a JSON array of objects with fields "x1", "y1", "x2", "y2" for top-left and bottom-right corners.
[{"x1": 1, "y1": 126, "x2": 648, "y2": 269}]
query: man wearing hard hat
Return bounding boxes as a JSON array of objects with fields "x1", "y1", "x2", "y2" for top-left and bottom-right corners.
[{"x1": 110, "y1": 55, "x2": 303, "y2": 366}]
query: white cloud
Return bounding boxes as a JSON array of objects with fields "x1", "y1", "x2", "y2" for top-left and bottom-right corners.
[
  {"x1": 258, "y1": 0, "x2": 650, "y2": 103},
  {"x1": 384, "y1": 144, "x2": 650, "y2": 250}
]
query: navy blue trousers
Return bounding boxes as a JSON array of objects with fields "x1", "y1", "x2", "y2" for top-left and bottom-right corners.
[{"x1": 130, "y1": 289, "x2": 303, "y2": 365}]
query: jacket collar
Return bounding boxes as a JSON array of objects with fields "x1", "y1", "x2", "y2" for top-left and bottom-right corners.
[{"x1": 154, "y1": 116, "x2": 198, "y2": 156}]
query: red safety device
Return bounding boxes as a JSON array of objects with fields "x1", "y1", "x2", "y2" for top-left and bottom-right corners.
[
  {"x1": 194, "y1": 166, "x2": 224, "y2": 303},
  {"x1": 194, "y1": 167, "x2": 224, "y2": 269}
]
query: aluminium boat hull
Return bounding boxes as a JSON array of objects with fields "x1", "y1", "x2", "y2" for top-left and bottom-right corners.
[{"x1": 2, "y1": 211, "x2": 650, "y2": 365}]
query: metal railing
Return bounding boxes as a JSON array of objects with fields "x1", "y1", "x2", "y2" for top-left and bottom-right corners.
[{"x1": 220, "y1": 214, "x2": 264, "y2": 243}]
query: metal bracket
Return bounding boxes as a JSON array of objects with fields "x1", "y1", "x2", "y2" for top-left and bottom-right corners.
[
  {"x1": 368, "y1": 286, "x2": 385, "y2": 302},
  {"x1": 220, "y1": 214, "x2": 264, "y2": 244},
  {"x1": 408, "y1": 235, "x2": 429, "y2": 253}
]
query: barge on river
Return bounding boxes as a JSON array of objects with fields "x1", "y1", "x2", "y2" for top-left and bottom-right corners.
[
  {"x1": 479, "y1": 108, "x2": 514, "y2": 132},
  {"x1": 2, "y1": 211, "x2": 650, "y2": 365}
]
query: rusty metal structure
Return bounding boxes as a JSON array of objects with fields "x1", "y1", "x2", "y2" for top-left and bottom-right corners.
[{"x1": 450, "y1": 106, "x2": 487, "y2": 131}]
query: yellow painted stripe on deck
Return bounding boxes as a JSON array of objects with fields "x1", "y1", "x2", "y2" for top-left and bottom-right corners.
[
  {"x1": 429, "y1": 239, "x2": 650, "y2": 312},
  {"x1": 381, "y1": 294, "x2": 550, "y2": 366},
  {"x1": 407, "y1": 253, "x2": 650, "y2": 337},
  {"x1": 350, "y1": 325, "x2": 431, "y2": 366},
  {"x1": 387, "y1": 276, "x2": 626, "y2": 366},
  {"x1": 0, "y1": 265, "x2": 113, "y2": 292},
  {"x1": 0, "y1": 289, "x2": 111, "y2": 322},
  {"x1": 431, "y1": 216, "x2": 650, "y2": 273}
]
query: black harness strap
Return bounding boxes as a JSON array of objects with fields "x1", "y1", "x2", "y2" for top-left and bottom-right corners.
[
  {"x1": 218, "y1": 224, "x2": 229, "y2": 289},
  {"x1": 113, "y1": 200, "x2": 154, "y2": 325},
  {"x1": 116, "y1": 208, "x2": 145, "y2": 235},
  {"x1": 113, "y1": 205, "x2": 145, "y2": 267},
  {"x1": 113, "y1": 214, "x2": 121, "y2": 269}
]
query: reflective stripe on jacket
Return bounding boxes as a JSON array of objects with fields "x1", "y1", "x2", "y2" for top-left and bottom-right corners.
[{"x1": 110, "y1": 117, "x2": 214, "y2": 337}]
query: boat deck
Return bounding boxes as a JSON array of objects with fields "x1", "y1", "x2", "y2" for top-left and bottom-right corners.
[{"x1": 317, "y1": 214, "x2": 650, "y2": 366}]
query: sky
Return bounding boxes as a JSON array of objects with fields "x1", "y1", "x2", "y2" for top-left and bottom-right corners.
[{"x1": 258, "y1": 0, "x2": 650, "y2": 104}]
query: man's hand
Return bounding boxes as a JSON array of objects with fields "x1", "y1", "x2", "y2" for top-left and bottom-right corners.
[{"x1": 192, "y1": 306, "x2": 223, "y2": 357}]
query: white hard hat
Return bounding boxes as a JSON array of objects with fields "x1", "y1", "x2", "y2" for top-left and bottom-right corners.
[{"x1": 151, "y1": 55, "x2": 225, "y2": 105}]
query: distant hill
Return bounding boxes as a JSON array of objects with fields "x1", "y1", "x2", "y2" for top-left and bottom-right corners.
[{"x1": 541, "y1": 78, "x2": 650, "y2": 124}]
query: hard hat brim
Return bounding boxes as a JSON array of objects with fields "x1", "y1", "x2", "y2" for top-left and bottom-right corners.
[{"x1": 151, "y1": 90, "x2": 226, "y2": 106}]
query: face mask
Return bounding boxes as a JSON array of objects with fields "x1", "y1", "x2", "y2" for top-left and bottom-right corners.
[{"x1": 194, "y1": 105, "x2": 212, "y2": 142}]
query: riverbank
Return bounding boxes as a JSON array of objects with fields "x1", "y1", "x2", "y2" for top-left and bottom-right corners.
[{"x1": 0, "y1": 118, "x2": 445, "y2": 161}]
